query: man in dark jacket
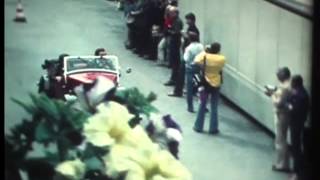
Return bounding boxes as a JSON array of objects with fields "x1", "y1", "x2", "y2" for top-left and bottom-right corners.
[
  {"x1": 182, "y1": 12, "x2": 200, "y2": 51},
  {"x1": 168, "y1": 12, "x2": 200, "y2": 97},
  {"x1": 164, "y1": 6, "x2": 183, "y2": 86},
  {"x1": 288, "y1": 75, "x2": 310, "y2": 180}
]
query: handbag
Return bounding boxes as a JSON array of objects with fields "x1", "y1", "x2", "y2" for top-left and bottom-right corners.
[{"x1": 192, "y1": 55, "x2": 211, "y2": 92}]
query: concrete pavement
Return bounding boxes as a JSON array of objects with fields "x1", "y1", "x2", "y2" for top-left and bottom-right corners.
[{"x1": 5, "y1": 0, "x2": 288, "y2": 179}]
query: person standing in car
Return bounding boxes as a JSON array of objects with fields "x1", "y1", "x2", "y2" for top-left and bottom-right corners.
[
  {"x1": 56, "y1": 53, "x2": 69, "y2": 76},
  {"x1": 94, "y1": 48, "x2": 107, "y2": 56}
]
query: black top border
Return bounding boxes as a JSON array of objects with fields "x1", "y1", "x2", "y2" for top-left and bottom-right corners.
[{"x1": 264, "y1": 0, "x2": 312, "y2": 20}]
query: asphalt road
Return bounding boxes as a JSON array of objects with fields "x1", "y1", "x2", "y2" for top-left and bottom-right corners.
[{"x1": 5, "y1": 0, "x2": 288, "y2": 179}]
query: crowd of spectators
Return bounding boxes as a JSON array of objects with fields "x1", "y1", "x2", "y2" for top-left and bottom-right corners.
[{"x1": 112, "y1": 1, "x2": 311, "y2": 179}]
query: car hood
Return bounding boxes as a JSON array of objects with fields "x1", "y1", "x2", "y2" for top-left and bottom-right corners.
[{"x1": 67, "y1": 72, "x2": 117, "y2": 84}]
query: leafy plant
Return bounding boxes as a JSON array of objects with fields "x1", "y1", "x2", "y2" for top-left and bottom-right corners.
[
  {"x1": 6, "y1": 94, "x2": 91, "y2": 179},
  {"x1": 112, "y1": 88, "x2": 158, "y2": 128},
  {"x1": 5, "y1": 87, "x2": 183, "y2": 180}
]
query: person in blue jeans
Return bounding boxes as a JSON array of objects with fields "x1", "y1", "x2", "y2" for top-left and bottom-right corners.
[
  {"x1": 192, "y1": 43, "x2": 226, "y2": 134},
  {"x1": 183, "y1": 32, "x2": 203, "y2": 112}
]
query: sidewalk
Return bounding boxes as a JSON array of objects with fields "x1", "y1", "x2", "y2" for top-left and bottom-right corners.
[
  {"x1": 104, "y1": 2, "x2": 289, "y2": 180},
  {"x1": 4, "y1": 0, "x2": 289, "y2": 179}
]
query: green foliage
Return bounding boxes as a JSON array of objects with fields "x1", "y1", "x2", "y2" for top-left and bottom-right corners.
[
  {"x1": 6, "y1": 88, "x2": 160, "y2": 179},
  {"x1": 35, "y1": 121, "x2": 56, "y2": 143},
  {"x1": 8, "y1": 94, "x2": 90, "y2": 165},
  {"x1": 115, "y1": 87, "x2": 158, "y2": 117}
]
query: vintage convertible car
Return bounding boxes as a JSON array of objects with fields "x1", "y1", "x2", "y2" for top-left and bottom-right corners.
[{"x1": 38, "y1": 55, "x2": 122, "y2": 100}]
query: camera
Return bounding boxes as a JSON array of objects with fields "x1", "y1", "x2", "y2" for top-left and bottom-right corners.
[{"x1": 264, "y1": 85, "x2": 277, "y2": 96}]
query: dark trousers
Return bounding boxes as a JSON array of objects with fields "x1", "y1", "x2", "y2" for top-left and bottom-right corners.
[
  {"x1": 137, "y1": 28, "x2": 152, "y2": 55},
  {"x1": 174, "y1": 61, "x2": 185, "y2": 95},
  {"x1": 150, "y1": 35, "x2": 161, "y2": 59},
  {"x1": 290, "y1": 117, "x2": 307, "y2": 178},
  {"x1": 168, "y1": 39, "x2": 181, "y2": 83},
  {"x1": 301, "y1": 127, "x2": 312, "y2": 180},
  {"x1": 126, "y1": 26, "x2": 137, "y2": 49},
  {"x1": 127, "y1": 25, "x2": 151, "y2": 54}
]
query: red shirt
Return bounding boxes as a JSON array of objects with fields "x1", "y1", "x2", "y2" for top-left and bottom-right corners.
[{"x1": 164, "y1": 17, "x2": 173, "y2": 28}]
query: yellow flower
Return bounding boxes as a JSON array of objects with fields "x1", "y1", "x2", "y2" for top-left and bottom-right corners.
[
  {"x1": 83, "y1": 102, "x2": 134, "y2": 147},
  {"x1": 104, "y1": 143, "x2": 192, "y2": 180},
  {"x1": 55, "y1": 159, "x2": 85, "y2": 180},
  {"x1": 125, "y1": 167, "x2": 146, "y2": 180},
  {"x1": 155, "y1": 150, "x2": 192, "y2": 180},
  {"x1": 103, "y1": 144, "x2": 152, "y2": 178},
  {"x1": 119, "y1": 126, "x2": 159, "y2": 152},
  {"x1": 83, "y1": 103, "x2": 192, "y2": 180}
]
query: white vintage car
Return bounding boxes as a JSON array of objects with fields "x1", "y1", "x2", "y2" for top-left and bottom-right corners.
[{"x1": 38, "y1": 55, "x2": 126, "y2": 100}]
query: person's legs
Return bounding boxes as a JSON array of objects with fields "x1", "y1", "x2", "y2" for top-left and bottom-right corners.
[
  {"x1": 186, "y1": 70, "x2": 194, "y2": 112},
  {"x1": 172, "y1": 59, "x2": 180, "y2": 82},
  {"x1": 173, "y1": 61, "x2": 185, "y2": 96},
  {"x1": 274, "y1": 113, "x2": 290, "y2": 170},
  {"x1": 290, "y1": 121, "x2": 304, "y2": 177},
  {"x1": 134, "y1": 24, "x2": 148, "y2": 55},
  {"x1": 165, "y1": 38, "x2": 171, "y2": 67},
  {"x1": 194, "y1": 90, "x2": 209, "y2": 131},
  {"x1": 142, "y1": 28, "x2": 153, "y2": 58},
  {"x1": 138, "y1": 28, "x2": 149, "y2": 56},
  {"x1": 157, "y1": 38, "x2": 165, "y2": 63},
  {"x1": 131, "y1": 28, "x2": 140, "y2": 51},
  {"x1": 209, "y1": 87, "x2": 220, "y2": 133},
  {"x1": 125, "y1": 25, "x2": 134, "y2": 49},
  {"x1": 151, "y1": 36, "x2": 160, "y2": 60},
  {"x1": 166, "y1": 42, "x2": 180, "y2": 84},
  {"x1": 301, "y1": 127, "x2": 312, "y2": 180},
  {"x1": 170, "y1": 51, "x2": 180, "y2": 82}
]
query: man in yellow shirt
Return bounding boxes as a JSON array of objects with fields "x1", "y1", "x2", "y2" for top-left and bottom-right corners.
[{"x1": 193, "y1": 43, "x2": 225, "y2": 134}]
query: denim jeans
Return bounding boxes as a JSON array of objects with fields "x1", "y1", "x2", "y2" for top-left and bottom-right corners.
[
  {"x1": 194, "y1": 87, "x2": 220, "y2": 132},
  {"x1": 185, "y1": 67, "x2": 195, "y2": 111}
]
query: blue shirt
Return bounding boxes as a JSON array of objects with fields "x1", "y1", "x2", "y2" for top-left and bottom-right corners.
[{"x1": 183, "y1": 42, "x2": 204, "y2": 71}]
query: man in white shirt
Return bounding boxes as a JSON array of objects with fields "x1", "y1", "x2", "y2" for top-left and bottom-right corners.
[{"x1": 183, "y1": 32, "x2": 203, "y2": 112}]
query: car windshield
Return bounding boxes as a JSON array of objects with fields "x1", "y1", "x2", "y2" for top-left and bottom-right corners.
[{"x1": 66, "y1": 57, "x2": 117, "y2": 72}]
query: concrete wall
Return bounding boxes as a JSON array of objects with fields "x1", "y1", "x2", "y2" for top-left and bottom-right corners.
[
  {"x1": 179, "y1": 0, "x2": 312, "y2": 131},
  {"x1": 294, "y1": 0, "x2": 313, "y2": 6}
]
